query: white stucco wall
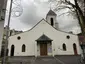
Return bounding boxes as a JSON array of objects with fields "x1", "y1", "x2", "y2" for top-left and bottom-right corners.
[
  {"x1": 8, "y1": 19, "x2": 81, "y2": 56},
  {"x1": 47, "y1": 43, "x2": 52, "y2": 56}
]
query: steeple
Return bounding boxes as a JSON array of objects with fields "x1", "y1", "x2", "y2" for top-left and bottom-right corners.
[
  {"x1": 46, "y1": 10, "x2": 59, "y2": 30},
  {"x1": 47, "y1": 10, "x2": 56, "y2": 16}
]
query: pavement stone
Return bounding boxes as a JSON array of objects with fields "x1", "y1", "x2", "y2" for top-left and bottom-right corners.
[
  {"x1": 5, "y1": 55, "x2": 82, "y2": 64},
  {"x1": 34, "y1": 56, "x2": 62, "y2": 64},
  {"x1": 55, "y1": 55, "x2": 81, "y2": 64}
]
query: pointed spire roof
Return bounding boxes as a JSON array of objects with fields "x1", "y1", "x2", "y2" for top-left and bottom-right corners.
[
  {"x1": 36, "y1": 34, "x2": 52, "y2": 41},
  {"x1": 47, "y1": 10, "x2": 56, "y2": 16}
]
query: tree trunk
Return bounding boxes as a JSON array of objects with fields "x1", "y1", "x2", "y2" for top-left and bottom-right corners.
[{"x1": 74, "y1": 0, "x2": 85, "y2": 33}]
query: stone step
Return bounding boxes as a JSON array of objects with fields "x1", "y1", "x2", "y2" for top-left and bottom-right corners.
[{"x1": 34, "y1": 57, "x2": 62, "y2": 64}]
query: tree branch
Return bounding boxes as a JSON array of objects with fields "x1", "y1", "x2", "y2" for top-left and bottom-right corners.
[
  {"x1": 58, "y1": 11, "x2": 75, "y2": 17},
  {"x1": 64, "y1": 0, "x2": 76, "y2": 8}
]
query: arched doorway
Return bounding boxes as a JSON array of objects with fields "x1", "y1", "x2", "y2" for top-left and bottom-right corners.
[
  {"x1": 73, "y1": 43, "x2": 78, "y2": 55},
  {"x1": 36, "y1": 34, "x2": 53, "y2": 56},
  {"x1": 10, "y1": 45, "x2": 15, "y2": 56}
]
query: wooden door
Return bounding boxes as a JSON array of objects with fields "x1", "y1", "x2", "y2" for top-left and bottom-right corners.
[{"x1": 40, "y1": 43, "x2": 47, "y2": 56}]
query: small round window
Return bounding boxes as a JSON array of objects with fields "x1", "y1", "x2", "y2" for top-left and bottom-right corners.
[
  {"x1": 66, "y1": 35, "x2": 70, "y2": 39},
  {"x1": 17, "y1": 36, "x2": 21, "y2": 40}
]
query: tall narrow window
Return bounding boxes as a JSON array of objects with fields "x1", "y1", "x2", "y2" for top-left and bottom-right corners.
[
  {"x1": 10, "y1": 30, "x2": 12, "y2": 36},
  {"x1": 50, "y1": 18, "x2": 54, "y2": 26},
  {"x1": 62, "y1": 43, "x2": 66, "y2": 51},
  {"x1": 10, "y1": 45, "x2": 15, "y2": 56},
  {"x1": 22, "y1": 44, "x2": 26, "y2": 52},
  {"x1": 73, "y1": 43, "x2": 78, "y2": 55}
]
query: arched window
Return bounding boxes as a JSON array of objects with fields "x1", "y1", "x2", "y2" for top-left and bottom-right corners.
[
  {"x1": 73, "y1": 43, "x2": 78, "y2": 55},
  {"x1": 73, "y1": 43, "x2": 76, "y2": 49},
  {"x1": 22, "y1": 44, "x2": 26, "y2": 52},
  {"x1": 62, "y1": 43, "x2": 66, "y2": 51},
  {"x1": 50, "y1": 18, "x2": 54, "y2": 26},
  {"x1": 10, "y1": 30, "x2": 12, "y2": 36},
  {"x1": 10, "y1": 45, "x2": 15, "y2": 56}
]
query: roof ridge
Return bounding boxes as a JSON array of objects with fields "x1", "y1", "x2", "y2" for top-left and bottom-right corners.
[
  {"x1": 47, "y1": 10, "x2": 56, "y2": 16},
  {"x1": 36, "y1": 34, "x2": 53, "y2": 41}
]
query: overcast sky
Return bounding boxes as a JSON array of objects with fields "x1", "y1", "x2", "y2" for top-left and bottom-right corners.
[{"x1": 4, "y1": 0, "x2": 81, "y2": 34}]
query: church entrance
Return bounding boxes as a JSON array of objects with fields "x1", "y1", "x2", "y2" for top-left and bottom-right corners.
[
  {"x1": 40, "y1": 43, "x2": 47, "y2": 56},
  {"x1": 36, "y1": 34, "x2": 53, "y2": 56}
]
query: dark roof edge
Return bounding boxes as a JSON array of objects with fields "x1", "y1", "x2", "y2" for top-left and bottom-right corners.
[
  {"x1": 36, "y1": 34, "x2": 53, "y2": 41},
  {"x1": 9, "y1": 18, "x2": 77, "y2": 37},
  {"x1": 9, "y1": 18, "x2": 46, "y2": 37}
]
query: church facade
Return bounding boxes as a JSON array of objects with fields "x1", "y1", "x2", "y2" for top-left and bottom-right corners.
[{"x1": 8, "y1": 10, "x2": 81, "y2": 56}]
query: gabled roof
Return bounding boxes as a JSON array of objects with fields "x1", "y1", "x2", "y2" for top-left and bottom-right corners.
[
  {"x1": 47, "y1": 10, "x2": 56, "y2": 16},
  {"x1": 36, "y1": 34, "x2": 53, "y2": 41},
  {"x1": 9, "y1": 18, "x2": 76, "y2": 37}
]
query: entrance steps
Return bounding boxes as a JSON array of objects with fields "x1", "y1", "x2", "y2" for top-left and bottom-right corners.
[
  {"x1": 33, "y1": 56, "x2": 62, "y2": 64},
  {"x1": 6, "y1": 55, "x2": 81, "y2": 64}
]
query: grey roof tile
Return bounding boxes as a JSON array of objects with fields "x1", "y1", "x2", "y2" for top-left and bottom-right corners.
[
  {"x1": 47, "y1": 10, "x2": 56, "y2": 16},
  {"x1": 36, "y1": 34, "x2": 52, "y2": 41}
]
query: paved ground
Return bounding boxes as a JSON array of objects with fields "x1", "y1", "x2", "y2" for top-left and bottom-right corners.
[
  {"x1": 7, "y1": 56, "x2": 62, "y2": 64},
  {"x1": 7, "y1": 56, "x2": 35, "y2": 64},
  {"x1": 34, "y1": 56, "x2": 62, "y2": 64},
  {"x1": 55, "y1": 55, "x2": 81, "y2": 64},
  {"x1": 3, "y1": 55, "x2": 82, "y2": 64}
]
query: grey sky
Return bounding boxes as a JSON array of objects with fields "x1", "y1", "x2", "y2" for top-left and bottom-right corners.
[{"x1": 4, "y1": 0, "x2": 81, "y2": 34}]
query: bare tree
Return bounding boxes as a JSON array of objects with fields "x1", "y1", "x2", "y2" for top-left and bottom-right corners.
[{"x1": 49, "y1": 0, "x2": 85, "y2": 34}]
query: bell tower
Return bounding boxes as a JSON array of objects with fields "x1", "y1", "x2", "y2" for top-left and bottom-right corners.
[{"x1": 46, "y1": 10, "x2": 59, "y2": 29}]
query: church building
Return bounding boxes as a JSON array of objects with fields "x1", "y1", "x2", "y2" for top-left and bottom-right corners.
[{"x1": 8, "y1": 10, "x2": 81, "y2": 57}]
